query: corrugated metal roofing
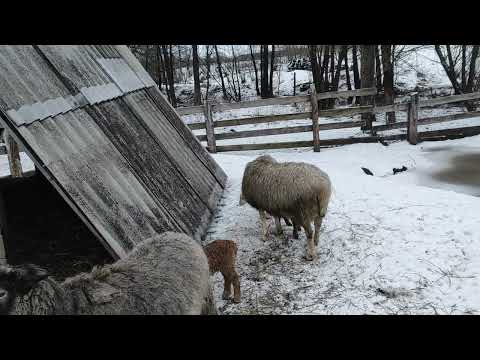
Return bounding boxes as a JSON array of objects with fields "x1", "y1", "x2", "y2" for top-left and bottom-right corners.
[{"x1": 0, "y1": 45, "x2": 227, "y2": 260}]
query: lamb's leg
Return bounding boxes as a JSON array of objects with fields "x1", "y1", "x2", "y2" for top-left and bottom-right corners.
[
  {"x1": 274, "y1": 216, "x2": 284, "y2": 236},
  {"x1": 259, "y1": 210, "x2": 269, "y2": 241},
  {"x1": 303, "y1": 220, "x2": 316, "y2": 261},
  {"x1": 231, "y1": 270, "x2": 241, "y2": 303},
  {"x1": 283, "y1": 218, "x2": 292, "y2": 226},
  {"x1": 222, "y1": 271, "x2": 232, "y2": 300},
  {"x1": 314, "y1": 216, "x2": 323, "y2": 246}
]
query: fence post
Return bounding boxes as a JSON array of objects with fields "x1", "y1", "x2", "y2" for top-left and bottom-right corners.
[
  {"x1": 5, "y1": 130, "x2": 23, "y2": 177},
  {"x1": 407, "y1": 92, "x2": 419, "y2": 145},
  {"x1": 310, "y1": 84, "x2": 320, "y2": 152},
  {"x1": 203, "y1": 101, "x2": 217, "y2": 153}
]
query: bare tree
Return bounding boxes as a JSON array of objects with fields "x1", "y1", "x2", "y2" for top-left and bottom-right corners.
[
  {"x1": 161, "y1": 45, "x2": 177, "y2": 107},
  {"x1": 435, "y1": 45, "x2": 480, "y2": 110},
  {"x1": 214, "y1": 45, "x2": 228, "y2": 100},
  {"x1": 269, "y1": 45, "x2": 275, "y2": 97},
  {"x1": 309, "y1": 45, "x2": 322, "y2": 93},
  {"x1": 192, "y1": 45, "x2": 202, "y2": 106},
  {"x1": 381, "y1": 45, "x2": 396, "y2": 124},
  {"x1": 374, "y1": 46, "x2": 383, "y2": 92},
  {"x1": 250, "y1": 46, "x2": 260, "y2": 96},
  {"x1": 360, "y1": 45, "x2": 376, "y2": 129},
  {"x1": 352, "y1": 45, "x2": 361, "y2": 90}
]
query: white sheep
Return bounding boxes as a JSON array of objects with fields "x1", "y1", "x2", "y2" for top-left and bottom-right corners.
[{"x1": 240, "y1": 155, "x2": 332, "y2": 260}]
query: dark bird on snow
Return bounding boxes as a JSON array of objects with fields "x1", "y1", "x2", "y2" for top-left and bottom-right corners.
[{"x1": 361, "y1": 167, "x2": 374, "y2": 176}]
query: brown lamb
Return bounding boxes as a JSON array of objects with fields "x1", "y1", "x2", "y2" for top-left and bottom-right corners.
[{"x1": 203, "y1": 240, "x2": 241, "y2": 303}]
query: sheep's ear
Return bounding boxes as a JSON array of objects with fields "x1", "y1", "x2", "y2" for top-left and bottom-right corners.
[{"x1": 11, "y1": 264, "x2": 49, "y2": 295}]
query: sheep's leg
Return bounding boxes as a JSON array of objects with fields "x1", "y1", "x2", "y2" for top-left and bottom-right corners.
[
  {"x1": 303, "y1": 221, "x2": 316, "y2": 261},
  {"x1": 292, "y1": 220, "x2": 300, "y2": 239},
  {"x1": 222, "y1": 272, "x2": 232, "y2": 300},
  {"x1": 283, "y1": 218, "x2": 292, "y2": 227},
  {"x1": 274, "y1": 216, "x2": 284, "y2": 236},
  {"x1": 314, "y1": 216, "x2": 323, "y2": 246},
  {"x1": 231, "y1": 271, "x2": 241, "y2": 304},
  {"x1": 259, "y1": 210, "x2": 269, "y2": 241}
]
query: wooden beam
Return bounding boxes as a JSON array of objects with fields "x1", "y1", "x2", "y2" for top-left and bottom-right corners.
[
  {"x1": 316, "y1": 87, "x2": 377, "y2": 100},
  {"x1": 5, "y1": 130, "x2": 23, "y2": 177},
  {"x1": 407, "y1": 93, "x2": 419, "y2": 145},
  {"x1": 311, "y1": 85, "x2": 320, "y2": 152},
  {"x1": 197, "y1": 124, "x2": 313, "y2": 142},
  {"x1": 203, "y1": 102, "x2": 216, "y2": 153},
  {"x1": 187, "y1": 112, "x2": 311, "y2": 130},
  {"x1": 374, "y1": 111, "x2": 480, "y2": 132}
]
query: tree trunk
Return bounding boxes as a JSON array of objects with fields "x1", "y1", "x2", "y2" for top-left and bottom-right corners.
[
  {"x1": 155, "y1": 45, "x2": 164, "y2": 92},
  {"x1": 192, "y1": 45, "x2": 202, "y2": 106},
  {"x1": 269, "y1": 45, "x2": 275, "y2": 97},
  {"x1": 381, "y1": 45, "x2": 396, "y2": 124},
  {"x1": 205, "y1": 45, "x2": 211, "y2": 102},
  {"x1": 260, "y1": 45, "x2": 270, "y2": 98},
  {"x1": 352, "y1": 45, "x2": 361, "y2": 89},
  {"x1": 250, "y1": 45, "x2": 260, "y2": 96},
  {"x1": 461, "y1": 45, "x2": 467, "y2": 90},
  {"x1": 465, "y1": 45, "x2": 480, "y2": 110},
  {"x1": 435, "y1": 45, "x2": 462, "y2": 95},
  {"x1": 162, "y1": 45, "x2": 177, "y2": 107},
  {"x1": 344, "y1": 46, "x2": 353, "y2": 104},
  {"x1": 375, "y1": 46, "x2": 383, "y2": 92},
  {"x1": 309, "y1": 45, "x2": 322, "y2": 93},
  {"x1": 215, "y1": 45, "x2": 228, "y2": 100},
  {"x1": 360, "y1": 45, "x2": 376, "y2": 129}
]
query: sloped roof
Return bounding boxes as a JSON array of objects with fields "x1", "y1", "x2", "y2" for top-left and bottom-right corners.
[{"x1": 0, "y1": 45, "x2": 227, "y2": 259}]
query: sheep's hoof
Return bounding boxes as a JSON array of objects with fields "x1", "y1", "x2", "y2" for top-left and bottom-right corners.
[
  {"x1": 304, "y1": 252, "x2": 317, "y2": 261},
  {"x1": 222, "y1": 292, "x2": 232, "y2": 300},
  {"x1": 233, "y1": 297, "x2": 241, "y2": 304}
]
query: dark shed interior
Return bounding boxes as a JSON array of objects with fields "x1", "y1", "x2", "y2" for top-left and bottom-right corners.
[{"x1": 0, "y1": 170, "x2": 113, "y2": 281}]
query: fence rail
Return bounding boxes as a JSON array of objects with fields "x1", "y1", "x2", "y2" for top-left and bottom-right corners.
[{"x1": 181, "y1": 88, "x2": 480, "y2": 153}]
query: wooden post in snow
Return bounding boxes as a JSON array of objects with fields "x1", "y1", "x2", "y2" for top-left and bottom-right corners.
[
  {"x1": 407, "y1": 92, "x2": 419, "y2": 145},
  {"x1": 0, "y1": 232, "x2": 6, "y2": 265},
  {"x1": 310, "y1": 84, "x2": 320, "y2": 152},
  {"x1": 204, "y1": 101, "x2": 217, "y2": 153},
  {"x1": 5, "y1": 130, "x2": 23, "y2": 177}
]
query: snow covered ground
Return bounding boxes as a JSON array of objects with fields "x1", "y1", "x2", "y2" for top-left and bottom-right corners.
[{"x1": 206, "y1": 136, "x2": 480, "y2": 315}]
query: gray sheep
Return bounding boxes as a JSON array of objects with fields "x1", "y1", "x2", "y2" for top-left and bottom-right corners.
[
  {"x1": 0, "y1": 232, "x2": 217, "y2": 315},
  {"x1": 240, "y1": 155, "x2": 332, "y2": 260}
]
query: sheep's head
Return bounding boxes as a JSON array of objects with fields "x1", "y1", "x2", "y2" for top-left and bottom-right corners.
[
  {"x1": 254, "y1": 155, "x2": 276, "y2": 164},
  {"x1": 0, "y1": 264, "x2": 49, "y2": 315}
]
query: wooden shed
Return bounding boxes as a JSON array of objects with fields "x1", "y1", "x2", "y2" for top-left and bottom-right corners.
[{"x1": 0, "y1": 45, "x2": 227, "y2": 269}]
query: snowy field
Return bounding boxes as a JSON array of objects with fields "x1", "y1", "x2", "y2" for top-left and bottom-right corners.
[{"x1": 206, "y1": 136, "x2": 480, "y2": 315}]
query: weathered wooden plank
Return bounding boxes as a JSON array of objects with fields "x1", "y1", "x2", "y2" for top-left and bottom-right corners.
[
  {"x1": 198, "y1": 124, "x2": 313, "y2": 141},
  {"x1": 216, "y1": 140, "x2": 314, "y2": 152},
  {"x1": 5, "y1": 130, "x2": 23, "y2": 177},
  {"x1": 419, "y1": 91, "x2": 480, "y2": 108},
  {"x1": 374, "y1": 111, "x2": 480, "y2": 132},
  {"x1": 179, "y1": 88, "x2": 377, "y2": 116},
  {"x1": 204, "y1": 102, "x2": 216, "y2": 153},
  {"x1": 316, "y1": 87, "x2": 377, "y2": 100},
  {"x1": 407, "y1": 93, "x2": 419, "y2": 145},
  {"x1": 311, "y1": 85, "x2": 320, "y2": 152},
  {"x1": 419, "y1": 125, "x2": 480, "y2": 139},
  {"x1": 196, "y1": 118, "x2": 367, "y2": 142},
  {"x1": 318, "y1": 105, "x2": 374, "y2": 117},
  {"x1": 214, "y1": 133, "x2": 407, "y2": 152},
  {"x1": 177, "y1": 105, "x2": 204, "y2": 116},
  {"x1": 188, "y1": 112, "x2": 311, "y2": 130}
]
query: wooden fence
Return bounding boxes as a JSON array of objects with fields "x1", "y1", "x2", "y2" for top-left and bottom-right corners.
[{"x1": 179, "y1": 87, "x2": 480, "y2": 153}]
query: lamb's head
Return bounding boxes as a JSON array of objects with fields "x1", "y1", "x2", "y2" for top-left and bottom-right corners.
[{"x1": 0, "y1": 264, "x2": 49, "y2": 315}]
